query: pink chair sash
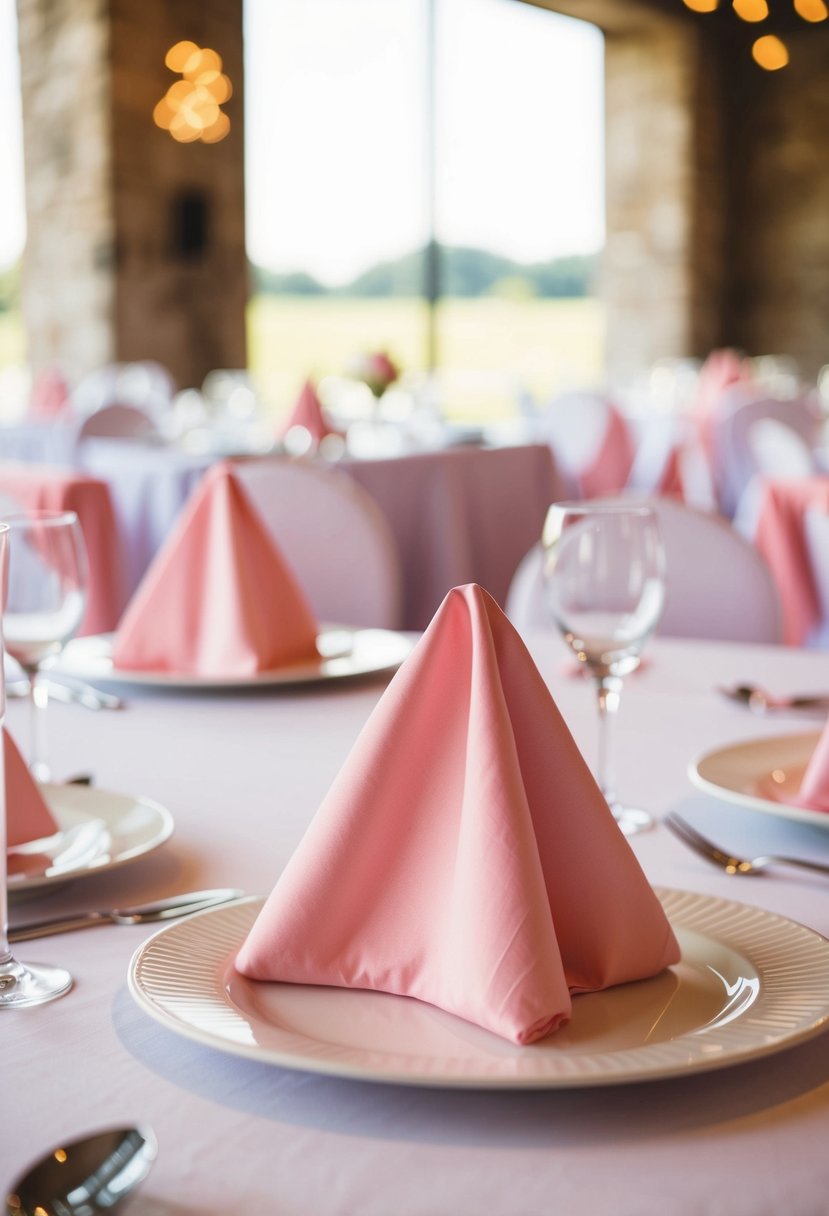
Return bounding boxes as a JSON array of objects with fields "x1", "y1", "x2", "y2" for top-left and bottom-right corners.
[
  {"x1": 753, "y1": 476, "x2": 829, "y2": 645},
  {"x1": 0, "y1": 462, "x2": 127, "y2": 635}
]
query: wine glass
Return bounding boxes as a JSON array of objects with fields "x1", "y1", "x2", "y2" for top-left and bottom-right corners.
[
  {"x1": 541, "y1": 501, "x2": 666, "y2": 836},
  {"x1": 0, "y1": 521, "x2": 73, "y2": 1006},
  {"x1": 3, "y1": 511, "x2": 88, "y2": 782}
]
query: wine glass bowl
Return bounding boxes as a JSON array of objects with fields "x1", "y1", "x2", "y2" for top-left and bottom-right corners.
[
  {"x1": 542, "y1": 501, "x2": 666, "y2": 835},
  {"x1": 0, "y1": 520, "x2": 73, "y2": 1007},
  {"x1": 3, "y1": 510, "x2": 88, "y2": 782}
]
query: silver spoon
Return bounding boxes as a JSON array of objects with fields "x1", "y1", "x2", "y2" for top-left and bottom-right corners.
[
  {"x1": 718, "y1": 683, "x2": 829, "y2": 714},
  {"x1": 5, "y1": 1125, "x2": 157, "y2": 1215}
]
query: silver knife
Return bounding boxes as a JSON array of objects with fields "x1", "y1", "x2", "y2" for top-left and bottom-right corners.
[
  {"x1": 9, "y1": 888, "x2": 246, "y2": 942},
  {"x1": 7, "y1": 677, "x2": 124, "y2": 711}
]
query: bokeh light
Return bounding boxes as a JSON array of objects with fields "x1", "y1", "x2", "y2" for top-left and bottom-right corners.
[
  {"x1": 733, "y1": 0, "x2": 769, "y2": 21},
  {"x1": 682, "y1": 0, "x2": 719, "y2": 11},
  {"x1": 154, "y1": 43, "x2": 232, "y2": 143},
  {"x1": 794, "y1": 0, "x2": 828, "y2": 20},
  {"x1": 751, "y1": 34, "x2": 789, "y2": 68}
]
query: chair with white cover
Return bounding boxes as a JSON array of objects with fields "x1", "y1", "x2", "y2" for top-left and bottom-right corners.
[
  {"x1": 733, "y1": 416, "x2": 818, "y2": 539},
  {"x1": 70, "y1": 361, "x2": 175, "y2": 422},
  {"x1": 534, "y1": 391, "x2": 634, "y2": 500},
  {"x1": 75, "y1": 403, "x2": 160, "y2": 441},
  {"x1": 711, "y1": 389, "x2": 819, "y2": 518},
  {"x1": 230, "y1": 457, "x2": 404, "y2": 629},
  {"x1": 506, "y1": 496, "x2": 783, "y2": 644}
]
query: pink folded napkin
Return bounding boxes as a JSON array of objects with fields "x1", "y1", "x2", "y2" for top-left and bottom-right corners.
[
  {"x1": 278, "y1": 380, "x2": 341, "y2": 445},
  {"x1": 795, "y1": 721, "x2": 829, "y2": 812},
  {"x1": 578, "y1": 404, "x2": 635, "y2": 499},
  {"x1": 27, "y1": 366, "x2": 71, "y2": 421},
  {"x1": 692, "y1": 348, "x2": 752, "y2": 457},
  {"x1": 6, "y1": 729, "x2": 58, "y2": 848},
  {"x1": 236, "y1": 583, "x2": 679, "y2": 1045},
  {"x1": 113, "y1": 462, "x2": 319, "y2": 676}
]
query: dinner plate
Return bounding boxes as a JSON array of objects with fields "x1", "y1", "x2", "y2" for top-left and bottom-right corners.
[
  {"x1": 690, "y1": 732, "x2": 828, "y2": 829},
  {"x1": 127, "y1": 889, "x2": 829, "y2": 1088},
  {"x1": 8, "y1": 782, "x2": 174, "y2": 896},
  {"x1": 53, "y1": 626, "x2": 414, "y2": 690}
]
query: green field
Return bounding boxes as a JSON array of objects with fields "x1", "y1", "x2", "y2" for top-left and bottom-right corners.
[{"x1": 0, "y1": 295, "x2": 605, "y2": 421}]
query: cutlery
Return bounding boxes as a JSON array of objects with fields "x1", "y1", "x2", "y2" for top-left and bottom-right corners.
[
  {"x1": 7, "y1": 676, "x2": 124, "y2": 711},
  {"x1": 717, "y1": 683, "x2": 829, "y2": 715},
  {"x1": 9, "y1": 887, "x2": 245, "y2": 942},
  {"x1": 5, "y1": 1125, "x2": 157, "y2": 1215},
  {"x1": 664, "y1": 811, "x2": 829, "y2": 878}
]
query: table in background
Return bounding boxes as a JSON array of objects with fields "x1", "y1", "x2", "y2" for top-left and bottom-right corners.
[
  {"x1": 78, "y1": 439, "x2": 562, "y2": 628},
  {"x1": 5, "y1": 634, "x2": 829, "y2": 1213},
  {"x1": 342, "y1": 442, "x2": 562, "y2": 627}
]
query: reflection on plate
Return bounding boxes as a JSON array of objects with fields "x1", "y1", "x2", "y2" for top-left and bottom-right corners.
[
  {"x1": 128, "y1": 889, "x2": 829, "y2": 1088},
  {"x1": 53, "y1": 627, "x2": 414, "y2": 690},
  {"x1": 690, "y1": 732, "x2": 828, "y2": 829},
  {"x1": 8, "y1": 782, "x2": 174, "y2": 895}
]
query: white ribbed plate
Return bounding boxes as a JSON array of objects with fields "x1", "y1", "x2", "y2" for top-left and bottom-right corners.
[
  {"x1": 691, "y1": 732, "x2": 828, "y2": 829},
  {"x1": 54, "y1": 627, "x2": 413, "y2": 690},
  {"x1": 8, "y1": 783, "x2": 173, "y2": 897},
  {"x1": 127, "y1": 889, "x2": 829, "y2": 1088}
]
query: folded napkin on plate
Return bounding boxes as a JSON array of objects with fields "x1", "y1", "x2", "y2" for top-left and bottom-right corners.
[
  {"x1": 278, "y1": 380, "x2": 341, "y2": 445},
  {"x1": 5, "y1": 729, "x2": 58, "y2": 848},
  {"x1": 795, "y1": 720, "x2": 829, "y2": 812},
  {"x1": 236, "y1": 583, "x2": 679, "y2": 1045},
  {"x1": 113, "y1": 462, "x2": 319, "y2": 676}
]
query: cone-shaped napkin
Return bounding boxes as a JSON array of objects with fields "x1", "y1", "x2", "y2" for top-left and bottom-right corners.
[
  {"x1": 278, "y1": 380, "x2": 341, "y2": 445},
  {"x1": 795, "y1": 720, "x2": 829, "y2": 812},
  {"x1": 113, "y1": 462, "x2": 319, "y2": 676},
  {"x1": 6, "y1": 729, "x2": 58, "y2": 848},
  {"x1": 236, "y1": 583, "x2": 679, "y2": 1045}
]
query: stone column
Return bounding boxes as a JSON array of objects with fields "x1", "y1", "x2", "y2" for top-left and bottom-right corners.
[{"x1": 17, "y1": 0, "x2": 247, "y2": 390}]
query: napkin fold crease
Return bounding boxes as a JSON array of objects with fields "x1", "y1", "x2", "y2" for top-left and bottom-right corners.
[
  {"x1": 113, "y1": 462, "x2": 319, "y2": 676},
  {"x1": 236, "y1": 583, "x2": 679, "y2": 1044}
]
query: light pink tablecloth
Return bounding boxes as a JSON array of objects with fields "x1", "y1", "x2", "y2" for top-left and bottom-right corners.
[
  {"x1": 342, "y1": 443, "x2": 563, "y2": 628},
  {"x1": 0, "y1": 461, "x2": 127, "y2": 634},
  {"x1": 753, "y1": 475, "x2": 829, "y2": 645},
  {"x1": 6, "y1": 634, "x2": 829, "y2": 1213}
]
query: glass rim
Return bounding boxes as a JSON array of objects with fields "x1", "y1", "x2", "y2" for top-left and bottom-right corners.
[
  {"x1": 546, "y1": 500, "x2": 658, "y2": 517},
  {"x1": 0, "y1": 509, "x2": 80, "y2": 528}
]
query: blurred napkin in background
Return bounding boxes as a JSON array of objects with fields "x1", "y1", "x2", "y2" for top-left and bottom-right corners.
[
  {"x1": 6, "y1": 728, "x2": 59, "y2": 847},
  {"x1": 112, "y1": 462, "x2": 319, "y2": 676},
  {"x1": 277, "y1": 379, "x2": 342, "y2": 446},
  {"x1": 795, "y1": 719, "x2": 829, "y2": 812},
  {"x1": 236, "y1": 583, "x2": 679, "y2": 1045}
]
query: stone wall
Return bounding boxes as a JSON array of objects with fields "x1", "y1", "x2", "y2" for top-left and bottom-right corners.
[
  {"x1": 602, "y1": 22, "x2": 703, "y2": 385},
  {"x1": 17, "y1": 0, "x2": 247, "y2": 390},
  {"x1": 534, "y1": 0, "x2": 829, "y2": 386},
  {"x1": 726, "y1": 28, "x2": 829, "y2": 379},
  {"x1": 110, "y1": 0, "x2": 247, "y2": 389},
  {"x1": 17, "y1": 0, "x2": 115, "y2": 380}
]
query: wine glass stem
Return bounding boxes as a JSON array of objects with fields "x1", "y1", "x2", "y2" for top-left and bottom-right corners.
[
  {"x1": 0, "y1": 705, "x2": 11, "y2": 975},
  {"x1": 29, "y1": 668, "x2": 50, "y2": 784},
  {"x1": 594, "y1": 674, "x2": 623, "y2": 809}
]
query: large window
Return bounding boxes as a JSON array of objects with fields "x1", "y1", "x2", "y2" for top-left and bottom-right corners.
[{"x1": 245, "y1": 0, "x2": 605, "y2": 420}]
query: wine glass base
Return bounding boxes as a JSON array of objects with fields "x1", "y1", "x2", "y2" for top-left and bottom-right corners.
[
  {"x1": 610, "y1": 805, "x2": 654, "y2": 837},
  {"x1": 0, "y1": 956, "x2": 73, "y2": 1008}
]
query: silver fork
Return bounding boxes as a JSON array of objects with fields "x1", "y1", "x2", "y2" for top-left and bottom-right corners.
[{"x1": 664, "y1": 811, "x2": 829, "y2": 878}]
